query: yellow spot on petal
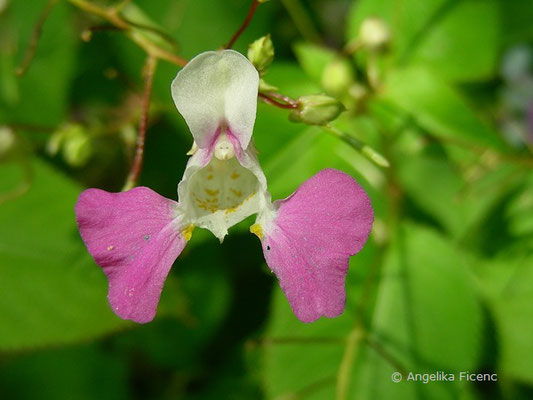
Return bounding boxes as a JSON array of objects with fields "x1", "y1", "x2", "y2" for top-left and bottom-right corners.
[
  {"x1": 250, "y1": 223, "x2": 263, "y2": 240},
  {"x1": 244, "y1": 191, "x2": 256, "y2": 201},
  {"x1": 225, "y1": 205, "x2": 238, "y2": 214},
  {"x1": 182, "y1": 225, "x2": 195, "y2": 241},
  {"x1": 106, "y1": 245, "x2": 114, "y2": 251},
  {"x1": 230, "y1": 172, "x2": 240, "y2": 180},
  {"x1": 230, "y1": 188, "x2": 243, "y2": 198},
  {"x1": 205, "y1": 188, "x2": 220, "y2": 196}
]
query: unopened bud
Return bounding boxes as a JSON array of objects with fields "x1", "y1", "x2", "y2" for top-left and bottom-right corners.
[
  {"x1": 321, "y1": 57, "x2": 354, "y2": 96},
  {"x1": 248, "y1": 35, "x2": 274, "y2": 75},
  {"x1": 359, "y1": 18, "x2": 390, "y2": 51},
  {"x1": 289, "y1": 94, "x2": 345, "y2": 126},
  {"x1": 0, "y1": 0, "x2": 9, "y2": 14},
  {"x1": 47, "y1": 124, "x2": 93, "y2": 167},
  {"x1": 63, "y1": 133, "x2": 92, "y2": 167},
  {"x1": 81, "y1": 30, "x2": 92, "y2": 42},
  {"x1": 0, "y1": 126, "x2": 17, "y2": 163}
]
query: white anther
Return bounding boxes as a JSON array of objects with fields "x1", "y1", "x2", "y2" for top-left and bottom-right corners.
[{"x1": 214, "y1": 133, "x2": 235, "y2": 160}]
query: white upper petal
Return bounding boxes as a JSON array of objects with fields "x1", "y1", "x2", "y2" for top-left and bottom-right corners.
[{"x1": 171, "y1": 50, "x2": 259, "y2": 149}]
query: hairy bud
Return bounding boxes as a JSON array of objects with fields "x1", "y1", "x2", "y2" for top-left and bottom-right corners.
[
  {"x1": 248, "y1": 35, "x2": 274, "y2": 75},
  {"x1": 322, "y1": 57, "x2": 354, "y2": 96},
  {"x1": 359, "y1": 18, "x2": 390, "y2": 51},
  {"x1": 289, "y1": 94, "x2": 345, "y2": 126}
]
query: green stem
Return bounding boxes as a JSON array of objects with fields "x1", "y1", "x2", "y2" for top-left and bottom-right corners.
[
  {"x1": 123, "y1": 55, "x2": 157, "y2": 191},
  {"x1": 323, "y1": 124, "x2": 390, "y2": 168},
  {"x1": 280, "y1": 0, "x2": 322, "y2": 44},
  {"x1": 67, "y1": 0, "x2": 187, "y2": 66},
  {"x1": 336, "y1": 326, "x2": 365, "y2": 400}
]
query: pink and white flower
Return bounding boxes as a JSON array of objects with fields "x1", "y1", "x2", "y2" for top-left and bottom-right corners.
[{"x1": 75, "y1": 50, "x2": 374, "y2": 324}]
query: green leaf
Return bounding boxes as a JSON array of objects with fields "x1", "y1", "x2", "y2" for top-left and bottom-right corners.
[
  {"x1": 506, "y1": 172, "x2": 533, "y2": 237},
  {"x1": 261, "y1": 224, "x2": 482, "y2": 399},
  {"x1": 0, "y1": 160, "x2": 126, "y2": 350},
  {"x1": 351, "y1": 224, "x2": 482, "y2": 399},
  {"x1": 261, "y1": 242, "x2": 376, "y2": 400},
  {"x1": 0, "y1": 344, "x2": 128, "y2": 400},
  {"x1": 397, "y1": 152, "x2": 518, "y2": 240},
  {"x1": 382, "y1": 66, "x2": 507, "y2": 150},
  {"x1": 474, "y1": 253, "x2": 533, "y2": 383},
  {"x1": 403, "y1": 0, "x2": 500, "y2": 82},
  {"x1": 347, "y1": 0, "x2": 500, "y2": 81},
  {"x1": 500, "y1": 0, "x2": 533, "y2": 45},
  {"x1": 0, "y1": 0, "x2": 76, "y2": 125},
  {"x1": 346, "y1": 0, "x2": 448, "y2": 56}
]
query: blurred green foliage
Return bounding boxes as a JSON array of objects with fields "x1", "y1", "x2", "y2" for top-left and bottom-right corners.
[{"x1": 1, "y1": 0, "x2": 533, "y2": 399}]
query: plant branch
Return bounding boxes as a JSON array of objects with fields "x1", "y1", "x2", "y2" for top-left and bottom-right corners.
[
  {"x1": 323, "y1": 124, "x2": 390, "y2": 168},
  {"x1": 259, "y1": 93, "x2": 299, "y2": 109},
  {"x1": 225, "y1": 0, "x2": 261, "y2": 49},
  {"x1": 16, "y1": 0, "x2": 58, "y2": 77},
  {"x1": 365, "y1": 336, "x2": 408, "y2": 375},
  {"x1": 249, "y1": 336, "x2": 345, "y2": 346},
  {"x1": 123, "y1": 55, "x2": 157, "y2": 191},
  {"x1": 68, "y1": 0, "x2": 187, "y2": 67}
]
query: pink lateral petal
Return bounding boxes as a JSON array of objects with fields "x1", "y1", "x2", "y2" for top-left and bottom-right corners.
[
  {"x1": 75, "y1": 187, "x2": 186, "y2": 323},
  {"x1": 260, "y1": 169, "x2": 373, "y2": 323}
]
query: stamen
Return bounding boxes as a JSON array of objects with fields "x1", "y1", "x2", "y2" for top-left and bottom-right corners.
[{"x1": 214, "y1": 133, "x2": 235, "y2": 160}]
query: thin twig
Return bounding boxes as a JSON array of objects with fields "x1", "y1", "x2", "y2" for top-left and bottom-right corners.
[
  {"x1": 323, "y1": 124, "x2": 390, "y2": 168},
  {"x1": 365, "y1": 337, "x2": 408, "y2": 375},
  {"x1": 259, "y1": 93, "x2": 299, "y2": 109},
  {"x1": 0, "y1": 161, "x2": 33, "y2": 205},
  {"x1": 273, "y1": 376, "x2": 336, "y2": 400},
  {"x1": 249, "y1": 336, "x2": 345, "y2": 346},
  {"x1": 225, "y1": 0, "x2": 261, "y2": 49},
  {"x1": 267, "y1": 91, "x2": 299, "y2": 106},
  {"x1": 16, "y1": 0, "x2": 58, "y2": 76},
  {"x1": 123, "y1": 55, "x2": 157, "y2": 191},
  {"x1": 68, "y1": 0, "x2": 187, "y2": 67},
  {"x1": 122, "y1": 17, "x2": 181, "y2": 52}
]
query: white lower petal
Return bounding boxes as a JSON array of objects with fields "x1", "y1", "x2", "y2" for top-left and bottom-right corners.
[{"x1": 177, "y1": 141, "x2": 272, "y2": 241}]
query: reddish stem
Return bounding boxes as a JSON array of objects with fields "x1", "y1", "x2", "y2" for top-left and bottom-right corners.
[
  {"x1": 259, "y1": 93, "x2": 299, "y2": 109},
  {"x1": 124, "y1": 55, "x2": 157, "y2": 190},
  {"x1": 267, "y1": 91, "x2": 299, "y2": 106},
  {"x1": 225, "y1": 0, "x2": 261, "y2": 49}
]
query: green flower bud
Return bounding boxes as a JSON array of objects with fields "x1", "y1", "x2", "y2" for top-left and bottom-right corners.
[
  {"x1": 321, "y1": 57, "x2": 354, "y2": 96},
  {"x1": 63, "y1": 132, "x2": 92, "y2": 167},
  {"x1": 0, "y1": 126, "x2": 16, "y2": 163},
  {"x1": 359, "y1": 17, "x2": 390, "y2": 51},
  {"x1": 0, "y1": 0, "x2": 9, "y2": 14},
  {"x1": 289, "y1": 94, "x2": 345, "y2": 126},
  {"x1": 47, "y1": 123, "x2": 93, "y2": 167},
  {"x1": 248, "y1": 34, "x2": 274, "y2": 75},
  {"x1": 0, "y1": 126, "x2": 28, "y2": 164}
]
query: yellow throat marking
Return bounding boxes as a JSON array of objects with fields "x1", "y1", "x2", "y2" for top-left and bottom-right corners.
[
  {"x1": 182, "y1": 225, "x2": 195, "y2": 241},
  {"x1": 250, "y1": 223, "x2": 263, "y2": 240}
]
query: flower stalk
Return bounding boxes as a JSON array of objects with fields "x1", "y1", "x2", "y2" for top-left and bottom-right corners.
[
  {"x1": 123, "y1": 55, "x2": 158, "y2": 191},
  {"x1": 225, "y1": 0, "x2": 263, "y2": 49}
]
